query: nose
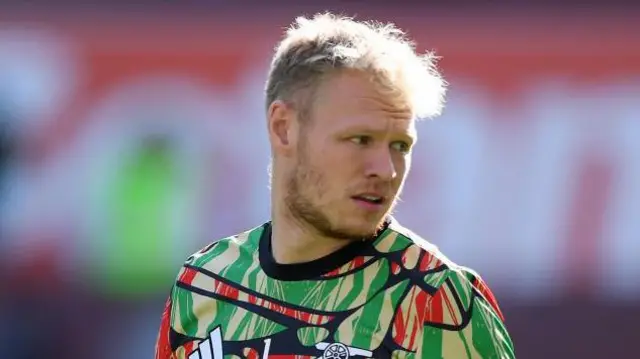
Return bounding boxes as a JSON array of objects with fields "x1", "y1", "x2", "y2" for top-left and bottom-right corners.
[{"x1": 365, "y1": 148, "x2": 397, "y2": 181}]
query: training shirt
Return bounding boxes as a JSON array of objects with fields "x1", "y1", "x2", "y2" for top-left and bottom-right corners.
[{"x1": 155, "y1": 218, "x2": 515, "y2": 359}]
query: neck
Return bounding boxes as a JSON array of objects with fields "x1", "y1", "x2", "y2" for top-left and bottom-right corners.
[{"x1": 270, "y1": 191, "x2": 350, "y2": 265}]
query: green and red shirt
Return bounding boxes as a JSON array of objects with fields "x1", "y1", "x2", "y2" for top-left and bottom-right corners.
[{"x1": 155, "y1": 218, "x2": 515, "y2": 358}]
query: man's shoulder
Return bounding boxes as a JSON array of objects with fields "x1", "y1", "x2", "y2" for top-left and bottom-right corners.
[
  {"x1": 387, "y1": 219, "x2": 483, "y2": 272},
  {"x1": 384, "y1": 219, "x2": 458, "y2": 277},
  {"x1": 179, "y1": 223, "x2": 265, "y2": 274},
  {"x1": 386, "y1": 220, "x2": 505, "y2": 327}
]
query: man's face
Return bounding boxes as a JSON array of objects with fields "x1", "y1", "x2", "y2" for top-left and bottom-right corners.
[{"x1": 285, "y1": 70, "x2": 416, "y2": 240}]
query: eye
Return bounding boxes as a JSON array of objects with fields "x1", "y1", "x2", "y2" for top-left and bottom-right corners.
[
  {"x1": 391, "y1": 141, "x2": 411, "y2": 153},
  {"x1": 350, "y1": 135, "x2": 373, "y2": 146}
]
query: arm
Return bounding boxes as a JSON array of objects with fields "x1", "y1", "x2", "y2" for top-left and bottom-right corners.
[
  {"x1": 154, "y1": 291, "x2": 176, "y2": 359},
  {"x1": 155, "y1": 245, "x2": 222, "y2": 359},
  {"x1": 465, "y1": 285, "x2": 515, "y2": 359},
  {"x1": 419, "y1": 271, "x2": 516, "y2": 359}
]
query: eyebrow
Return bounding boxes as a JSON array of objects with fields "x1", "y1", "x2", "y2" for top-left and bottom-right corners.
[{"x1": 341, "y1": 125, "x2": 417, "y2": 141}]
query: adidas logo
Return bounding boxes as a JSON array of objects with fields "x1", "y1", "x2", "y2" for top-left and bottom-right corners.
[{"x1": 188, "y1": 327, "x2": 223, "y2": 359}]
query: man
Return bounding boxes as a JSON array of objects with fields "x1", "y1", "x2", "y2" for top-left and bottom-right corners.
[{"x1": 155, "y1": 13, "x2": 515, "y2": 359}]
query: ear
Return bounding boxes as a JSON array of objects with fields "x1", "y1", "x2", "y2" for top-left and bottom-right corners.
[{"x1": 267, "y1": 100, "x2": 298, "y2": 157}]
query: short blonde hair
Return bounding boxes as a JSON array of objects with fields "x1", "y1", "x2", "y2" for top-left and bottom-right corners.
[{"x1": 265, "y1": 12, "x2": 447, "y2": 120}]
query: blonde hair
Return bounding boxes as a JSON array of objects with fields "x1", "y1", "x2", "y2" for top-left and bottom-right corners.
[{"x1": 265, "y1": 12, "x2": 447, "y2": 120}]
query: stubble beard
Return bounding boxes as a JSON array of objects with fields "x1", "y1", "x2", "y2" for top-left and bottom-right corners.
[{"x1": 284, "y1": 154, "x2": 389, "y2": 242}]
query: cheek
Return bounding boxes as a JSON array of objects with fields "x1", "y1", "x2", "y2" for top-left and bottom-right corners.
[
  {"x1": 298, "y1": 161, "x2": 332, "y2": 198},
  {"x1": 392, "y1": 158, "x2": 411, "y2": 190},
  {"x1": 320, "y1": 143, "x2": 361, "y2": 172},
  {"x1": 394, "y1": 155, "x2": 410, "y2": 175},
  {"x1": 310, "y1": 160, "x2": 353, "y2": 200}
]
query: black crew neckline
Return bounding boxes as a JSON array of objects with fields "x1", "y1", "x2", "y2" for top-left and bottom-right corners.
[{"x1": 259, "y1": 220, "x2": 390, "y2": 281}]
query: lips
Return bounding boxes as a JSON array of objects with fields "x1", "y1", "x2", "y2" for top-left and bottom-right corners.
[{"x1": 352, "y1": 193, "x2": 386, "y2": 205}]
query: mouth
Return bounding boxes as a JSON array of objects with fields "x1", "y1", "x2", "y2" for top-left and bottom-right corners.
[{"x1": 351, "y1": 193, "x2": 386, "y2": 207}]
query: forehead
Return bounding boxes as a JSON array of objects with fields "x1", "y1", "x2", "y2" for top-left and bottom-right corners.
[{"x1": 310, "y1": 70, "x2": 416, "y2": 134}]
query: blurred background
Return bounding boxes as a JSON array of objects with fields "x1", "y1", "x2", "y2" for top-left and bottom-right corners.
[{"x1": 0, "y1": 2, "x2": 639, "y2": 358}]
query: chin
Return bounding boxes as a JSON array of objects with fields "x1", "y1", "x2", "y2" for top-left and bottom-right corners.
[{"x1": 333, "y1": 216, "x2": 386, "y2": 240}]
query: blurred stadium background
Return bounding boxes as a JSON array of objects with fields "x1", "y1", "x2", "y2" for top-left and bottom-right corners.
[{"x1": 0, "y1": 2, "x2": 638, "y2": 358}]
